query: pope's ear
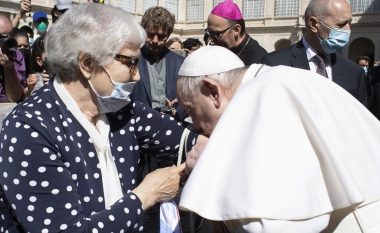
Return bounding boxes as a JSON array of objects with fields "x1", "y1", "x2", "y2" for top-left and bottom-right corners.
[
  {"x1": 78, "y1": 52, "x2": 95, "y2": 79},
  {"x1": 202, "y1": 77, "x2": 223, "y2": 108}
]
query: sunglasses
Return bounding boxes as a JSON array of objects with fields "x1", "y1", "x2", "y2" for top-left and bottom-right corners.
[
  {"x1": 146, "y1": 32, "x2": 168, "y2": 41},
  {"x1": 205, "y1": 25, "x2": 234, "y2": 40},
  {"x1": 114, "y1": 54, "x2": 139, "y2": 75}
]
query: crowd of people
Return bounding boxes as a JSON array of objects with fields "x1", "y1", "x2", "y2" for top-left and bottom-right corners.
[
  {"x1": 0, "y1": 0, "x2": 380, "y2": 232},
  {"x1": 0, "y1": 0, "x2": 72, "y2": 106}
]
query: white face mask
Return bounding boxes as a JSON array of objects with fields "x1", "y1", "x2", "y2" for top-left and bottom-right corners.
[{"x1": 88, "y1": 67, "x2": 137, "y2": 113}]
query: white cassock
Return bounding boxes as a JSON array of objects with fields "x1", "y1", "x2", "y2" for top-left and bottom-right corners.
[{"x1": 179, "y1": 64, "x2": 380, "y2": 233}]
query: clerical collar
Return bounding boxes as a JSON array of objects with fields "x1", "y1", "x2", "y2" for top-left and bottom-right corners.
[{"x1": 230, "y1": 34, "x2": 250, "y2": 56}]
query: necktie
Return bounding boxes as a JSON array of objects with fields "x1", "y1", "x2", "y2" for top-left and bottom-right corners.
[{"x1": 313, "y1": 54, "x2": 328, "y2": 78}]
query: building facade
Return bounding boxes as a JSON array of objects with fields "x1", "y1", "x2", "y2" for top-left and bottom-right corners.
[{"x1": 1, "y1": 0, "x2": 379, "y2": 64}]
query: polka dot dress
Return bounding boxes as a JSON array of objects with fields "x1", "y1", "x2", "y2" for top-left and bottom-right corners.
[{"x1": 0, "y1": 83, "x2": 197, "y2": 232}]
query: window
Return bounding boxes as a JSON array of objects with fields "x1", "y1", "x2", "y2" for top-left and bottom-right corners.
[
  {"x1": 109, "y1": 0, "x2": 136, "y2": 13},
  {"x1": 213, "y1": 0, "x2": 224, "y2": 7},
  {"x1": 274, "y1": 0, "x2": 299, "y2": 17},
  {"x1": 243, "y1": 0, "x2": 265, "y2": 19},
  {"x1": 143, "y1": 0, "x2": 158, "y2": 11},
  {"x1": 165, "y1": 0, "x2": 178, "y2": 20},
  {"x1": 186, "y1": 0, "x2": 204, "y2": 22},
  {"x1": 350, "y1": 0, "x2": 380, "y2": 13}
]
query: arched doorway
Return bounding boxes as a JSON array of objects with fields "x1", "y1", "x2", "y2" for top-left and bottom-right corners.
[
  {"x1": 274, "y1": 39, "x2": 291, "y2": 51},
  {"x1": 349, "y1": 38, "x2": 375, "y2": 67}
]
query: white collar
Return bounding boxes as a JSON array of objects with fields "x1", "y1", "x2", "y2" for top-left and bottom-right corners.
[
  {"x1": 302, "y1": 37, "x2": 330, "y2": 63},
  {"x1": 53, "y1": 76, "x2": 123, "y2": 208}
]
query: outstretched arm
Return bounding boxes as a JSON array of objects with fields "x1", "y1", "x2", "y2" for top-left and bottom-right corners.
[{"x1": 12, "y1": 0, "x2": 31, "y2": 28}]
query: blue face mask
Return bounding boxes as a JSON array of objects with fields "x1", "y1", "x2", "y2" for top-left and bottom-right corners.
[
  {"x1": 89, "y1": 68, "x2": 137, "y2": 113},
  {"x1": 317, "y1": 20, "x2": 351, "y2": 54}
]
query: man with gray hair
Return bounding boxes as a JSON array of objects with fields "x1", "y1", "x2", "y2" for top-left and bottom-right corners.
[
  {"x1": 262, "y1": 0, "x2": 368, "y2": 107},
  {"x1": 177, "y1": 46, "x2": 380, "y2": 232}
]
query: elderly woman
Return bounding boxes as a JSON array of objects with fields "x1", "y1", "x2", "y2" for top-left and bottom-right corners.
[{"x1": 0, "y1": 4, "x2": 202, "y2": 232}]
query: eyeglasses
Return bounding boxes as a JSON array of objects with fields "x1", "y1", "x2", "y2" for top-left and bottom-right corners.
[
  {"x1": 146, "y1": 32, "x2": 168, "y2": 41},
  {"x1": 205, "y1": 25, "x2": 234, "y2": 40},
  {"x1": 114, "y1": 54, "x2": 139, "y2": 75}
]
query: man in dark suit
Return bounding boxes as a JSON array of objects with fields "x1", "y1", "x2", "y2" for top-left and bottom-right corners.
[
  {"x1": 131, "y1": 6, "x2": 185, "y2": 120},
  {"x1": 262, "y1": 0, "x2": 368, "y2": 106},
  {"x1": 369, "y1": 66, "x2": 380, "y2": 119},
  {"x1": 206, "y1": 0, "x2": 267, "y2": 65}
]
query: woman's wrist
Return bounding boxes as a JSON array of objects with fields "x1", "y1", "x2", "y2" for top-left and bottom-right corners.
[{"x1": 131, "y1": 186, "x2": 157, "y2": 210}]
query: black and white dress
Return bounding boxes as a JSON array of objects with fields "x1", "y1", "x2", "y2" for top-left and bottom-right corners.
[{"x1": 0, "y1": 77, "x2": 196, "y2": 233}]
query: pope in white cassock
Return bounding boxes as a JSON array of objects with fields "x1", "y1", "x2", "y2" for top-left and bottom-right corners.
[{"x1": 176, "y1": 45, "x2": 380, "y2": 233}]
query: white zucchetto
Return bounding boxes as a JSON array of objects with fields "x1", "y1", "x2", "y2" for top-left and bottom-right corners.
[{"x1": 178, "y1": 45, "x2": 245, "y2": 77}]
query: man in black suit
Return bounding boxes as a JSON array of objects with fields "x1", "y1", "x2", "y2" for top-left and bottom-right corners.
[
  {"x1": 206, "y1": 0, "x2": 267, "y2": 65},
  {"x1": 262, "y1": 0, "x2": 368, "y2": 106},
  {"x1": 369, "y1": 66, "x2": 380, "y2": 119}
]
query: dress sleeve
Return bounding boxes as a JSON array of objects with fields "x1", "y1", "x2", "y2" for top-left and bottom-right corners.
[
  {"x1": 0, "y1": 115, "x2": 144, "y2": 233},
  {"x1": 133, "y1": 102, "x2": 197, "y2": 157}
]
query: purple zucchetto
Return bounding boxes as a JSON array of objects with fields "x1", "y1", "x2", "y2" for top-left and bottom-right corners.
[{"x1": 211, "y1": 0, "x2": 243, "y2": 20}]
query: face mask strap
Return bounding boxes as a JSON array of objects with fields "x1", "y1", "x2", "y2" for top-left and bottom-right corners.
[
  {"x1": 101, "y1": 66, "x2": 116, "y2": 86},
  {"x1": 317, "y1": 18, "x2": 350, "y2": 33}
]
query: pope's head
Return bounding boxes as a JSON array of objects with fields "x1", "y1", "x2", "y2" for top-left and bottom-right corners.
[{"x1": 177, "y1": 45, "x2": 245, "y2": 136}]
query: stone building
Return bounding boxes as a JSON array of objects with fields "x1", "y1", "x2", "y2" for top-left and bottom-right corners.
[{"x1": 1, "y1": 0, "x2": 379, "y2": 64}]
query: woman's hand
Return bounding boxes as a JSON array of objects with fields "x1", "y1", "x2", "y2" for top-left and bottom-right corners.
[{"x1": 132, "y1": 163, "x2": 185, "y2": 210}]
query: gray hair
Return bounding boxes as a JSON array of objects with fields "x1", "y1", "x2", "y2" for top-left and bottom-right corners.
[
  {"x1": 45, "y1": 4, "x2": 146, "y2": 76},
  {"x1": 177, "y1": 67, "x2": 248, "y2": 102}
]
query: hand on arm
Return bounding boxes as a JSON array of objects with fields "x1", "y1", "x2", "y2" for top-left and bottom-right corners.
[{"x1": 132, "y1": 163, "x2": 185, "y2": 210}]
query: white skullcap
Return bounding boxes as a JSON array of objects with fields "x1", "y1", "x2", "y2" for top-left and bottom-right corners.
[{"x1": 178, "y1": 45, "x2": 245, "y2": 76}]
